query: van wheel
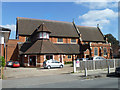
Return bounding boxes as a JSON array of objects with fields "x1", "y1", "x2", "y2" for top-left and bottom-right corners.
[
  {"x1": 47, "y1": 65, "x2": 51, "y2": 69},
  {"x1": 60, "y1": 65, "x2": 63, "y2": 68}
]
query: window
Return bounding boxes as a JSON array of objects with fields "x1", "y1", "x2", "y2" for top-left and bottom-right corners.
[
  {"x1": 40, "y1": 33, "x2": 42, "y2": 38},
  {"x1": 57, "y1": 38, "x2": 63, "y2": 42},
  {"x1": 25, "y1": 37, "x2": 29, "y2": 41},
  {"x1": 71, "y1": 39, "x2": 76, "y2": 43},
  {"x1": 68, "y1": 55, "x2": 71, "y2": 59},
  {"x1": 46, "y1": 55, "x2": 53, "y2": 60},
  {"x1": 104, "y1": 48, "x2": 107, "y2": 56},
  {"x1": 94, "y1": 48, "x2": 98, "y2": 56},
  {"x1": 46, "y1": 33, "x2": 49, "y2": 39},
  {"x1": 39, "y1": 32, "x2": 49, "y2": 39},
  {"x1": 43, "y1": 32, "x2": 46, "y2": 38}
]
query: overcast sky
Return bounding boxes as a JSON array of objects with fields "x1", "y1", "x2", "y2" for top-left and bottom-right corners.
[{"x1": 1, "y1": 1, "x2": 118, "y2": 40}]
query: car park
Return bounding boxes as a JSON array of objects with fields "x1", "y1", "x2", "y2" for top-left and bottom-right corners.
[
  {"x1": 12, "y1": 61, "x2": 20, "y2": 68},
  {"x1": 43, "y1": 59, "x2": 64, "y2": 69},
  {"x1": 6, "y1": 61, "x2": 13, "y2": 67}
]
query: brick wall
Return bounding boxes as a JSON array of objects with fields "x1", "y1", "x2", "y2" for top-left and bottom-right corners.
[
  {"x1": 0, "y1": 44, "x2": 4, "y2": 57},
  {"x1": 19, "y1": 36, "x2": 26, "y2": 42},
  {"x1": 49, "y1": 37, "x2": 79, "y2": 44},
  {"x1": 5, "y1": 39, "x2": 25, "y2": 62}
]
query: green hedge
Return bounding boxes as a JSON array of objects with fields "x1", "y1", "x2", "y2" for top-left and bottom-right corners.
[{"x1": 64, "y1": 61, "x2": 73, "y2": 64}]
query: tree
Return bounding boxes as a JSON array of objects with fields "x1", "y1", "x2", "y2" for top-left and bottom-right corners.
[{"x1": 105, "y1": 34, "x2": 119, "y2": 58}]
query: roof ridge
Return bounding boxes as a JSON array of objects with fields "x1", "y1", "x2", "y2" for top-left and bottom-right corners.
[
  {"x1": 76, "y1": 25, "x2": 97, "y2": 28},
  {"x1": 17, "y1": 17, "x2": 72, "y2": 24}
]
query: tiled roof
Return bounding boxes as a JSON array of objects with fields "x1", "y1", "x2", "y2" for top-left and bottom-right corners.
[
  {"x1": 77, "y1": 26, "x2": 105, "y2": 42},
  {"x1": 20, "y1": 40, "x2": 64, "y2": 55},
  {"x1": 55, "y1": 44, "x2": 80, "y2": 54},
  {"x1": 17, "y1": 17, "x2": 79, "y2": 38}
]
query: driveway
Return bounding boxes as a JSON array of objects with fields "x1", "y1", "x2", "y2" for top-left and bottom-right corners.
[{"x1": 3, "y1": 64, "x2": 73, "y2": 79}]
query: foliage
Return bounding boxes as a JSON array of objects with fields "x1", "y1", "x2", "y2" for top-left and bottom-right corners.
[
  {"x1": 105, "y1": 34, "x2": 119, "y2": 45},
  {"x1": 0, "y1": 56, "x2": 5, "y2": 67},
  {"x1": 105, "y1": 34, "x2": 119, "y2": 57},
  {"x1": 64, "y1": 61, "x2": 73, "y2": 64}
]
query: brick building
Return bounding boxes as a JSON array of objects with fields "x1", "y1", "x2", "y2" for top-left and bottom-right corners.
[{"x1": 6, "y1": 17, "x2": 112, "y2": 67}]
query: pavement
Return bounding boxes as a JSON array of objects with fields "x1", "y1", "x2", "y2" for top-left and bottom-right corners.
[{"x1": 3, "y1": 64, "x2": 117, "y2": 80}]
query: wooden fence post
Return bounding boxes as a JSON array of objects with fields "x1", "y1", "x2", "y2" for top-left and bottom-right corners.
[
  {"x1": 73, "y1": 60, "x2": 76, "y2": 73},
  {"x1": 85, "y1": 68, "x2": 87, "y2": 77},
  {"x1": 93, "y1": 60, "x2": 95, "y2": 70},
  {"x1": 108, "y1": 65, "x2": 110, "y2": 74},
  {"x1": 114, "y1": 59, "x2": 115, "y2": 69}
]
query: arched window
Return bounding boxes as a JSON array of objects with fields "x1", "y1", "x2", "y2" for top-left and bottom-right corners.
[
  {"x1": 104, "y1": 48, "x2": 107, "y2": 56},
  {"x1": 94, "y1": 48, "x2": 98, "y2": 56}
]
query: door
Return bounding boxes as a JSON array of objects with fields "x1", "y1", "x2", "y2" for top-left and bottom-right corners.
[{"x1": 29, "y1": 56, "x2": 36, "y2": 66}]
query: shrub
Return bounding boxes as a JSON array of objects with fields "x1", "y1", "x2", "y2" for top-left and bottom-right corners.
[
  {"x1": 64, "y1": 61, "x2": 73, "y2": 64},
  {"x1": 0, "y1": 56, "x2": 5, "y2": 67}
]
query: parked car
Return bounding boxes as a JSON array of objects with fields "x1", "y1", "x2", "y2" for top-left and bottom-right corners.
[
  {"x1": 115, "y1": 66, "x2": 120, "y2": 76},
  {"x1": 43, "y1": 59, "x2": 64, "y2": 69},
  {"x1": 12, "y1": 61, "x2": 20, "y2": 68},
  {"x1": 6, "y1": 61, "x2": 13, "y2": 67},
  {"x1": 77, "y1": 58, "x2": 89, "y2": 61},
  {"x1": 93, "y1": 56, "x2": 106, "y2": 60},
  {"x1": 88, "y1": 56, "x2": 106, "y2": 60}
]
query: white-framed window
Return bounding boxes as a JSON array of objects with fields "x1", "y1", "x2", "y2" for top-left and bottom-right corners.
[
  {"x1": 103, "y1": 47, "x2": 107, "y2": 56},
  {"x1": 57, "y1": 38, "x2": 63, "y2": 43},
  {"x1": 46, "y1": 33, "x2": 49, "y2": 39},
  {"x1": 25, "y1": 37, "x2": 29, "y2": 41},
  {"x1": 40, "y1": 33, "x2": 42, "y2": 38},
  {"x1": 71, "y1": 39, "x2": 76, "y2": 43},
  {"x1": 68, "y1": 55, "x2": 71, "y2": 59},
  {"x1": 39, "y1": 32, "x2": 49, "y2": 39},
  {"x1": 43, "y1": 32, "x2": 46, "y2": 38},
  {"x1": 94, "y1": 47, "x2": 98, "y2": 56}
]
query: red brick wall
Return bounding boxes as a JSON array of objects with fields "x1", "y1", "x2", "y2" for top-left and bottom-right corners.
[
  {"x1": 19, "y1": 36, "x2": 26, "y2": 42},
  {"x1": 49, "y1": 37, "x2": 79, "y2": 44},
  {"x1": 0, "y1": 44, "x2": 4, "y2": 57},
  {"x1": 5, "y1": 39, "x2": 25, "y2": 62},
  {"x1": 90, "y1": 43, "x2": 111, "y2": 59}
]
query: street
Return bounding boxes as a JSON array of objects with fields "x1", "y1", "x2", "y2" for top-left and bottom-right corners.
[{"x1": 2, "y1": 74, "x2": 119, "y2": 88}]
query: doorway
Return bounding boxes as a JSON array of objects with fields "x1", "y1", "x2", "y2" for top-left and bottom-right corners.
[{"x1": 29, "y1": 56, "x2": 36, "y2": 66}]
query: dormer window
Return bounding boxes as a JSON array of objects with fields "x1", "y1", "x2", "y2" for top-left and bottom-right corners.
[
  {"x1": 31, "y1": 23, "x2": 51, "y2": 41},
  {"x1": 39, "y1": 32, "x2": 49, "y2": 39}
]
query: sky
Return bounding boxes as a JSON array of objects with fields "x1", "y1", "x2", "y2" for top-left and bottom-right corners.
[{"x1": 1, "y1": 1, "x2": 119, "y2": 40}]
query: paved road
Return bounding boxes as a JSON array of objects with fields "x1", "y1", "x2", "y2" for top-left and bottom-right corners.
[{"x1": 2, "y1": 74, "x2": 119, "y2": 88}]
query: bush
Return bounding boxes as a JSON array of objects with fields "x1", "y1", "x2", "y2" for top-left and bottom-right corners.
[
  {"x1": 64, "y1": 61, "x2": 73, "y2": 64},
  {"x1": 0, "y1": 56, "x2": 5, "y2": 67}
]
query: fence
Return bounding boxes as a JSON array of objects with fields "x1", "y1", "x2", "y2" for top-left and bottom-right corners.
[{"x1": 76, "y1": 59, "x2": 120, "y2": 71}]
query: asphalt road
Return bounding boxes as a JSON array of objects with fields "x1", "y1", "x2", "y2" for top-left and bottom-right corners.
[{"x1": 2, "y1": 74, "x2": 119, "y2": 88}]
